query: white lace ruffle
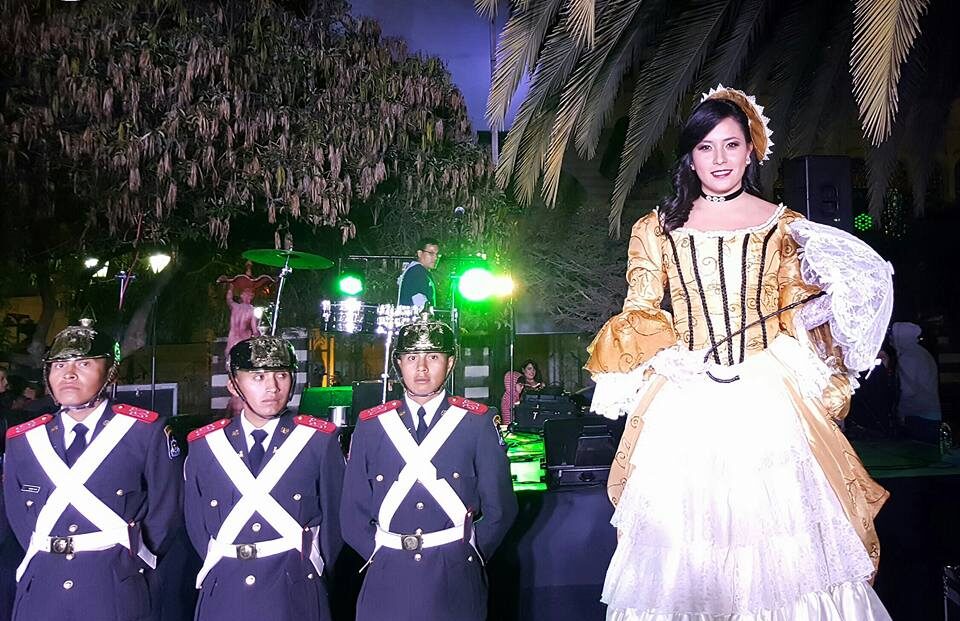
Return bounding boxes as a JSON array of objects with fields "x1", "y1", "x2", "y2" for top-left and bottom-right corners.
[
  {"x1": 590, "y1": 346, "x2": 709, "y2": 420},
  {"x1": 788, "y1": 220, "x2": 894, "y2": 372},
  {"x1": 591, "y1": 335, "x2": 835, "y2": 418}
]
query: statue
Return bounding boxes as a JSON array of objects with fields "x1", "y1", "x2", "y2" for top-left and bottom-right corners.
[{"x1": 216, "y1": 262, "x2": 275, "y2": 367}]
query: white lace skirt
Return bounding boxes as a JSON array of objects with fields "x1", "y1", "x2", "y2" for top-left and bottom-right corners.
[{"x1": 602, "y1": 338, "x2": 891, "y2": 621}]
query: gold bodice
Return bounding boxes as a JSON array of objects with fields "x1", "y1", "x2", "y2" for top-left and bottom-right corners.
[{"x1": 587, "y1": 205, "x2": 819, "y2": 373}]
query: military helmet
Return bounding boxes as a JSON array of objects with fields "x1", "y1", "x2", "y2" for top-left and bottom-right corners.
[
  {"x1": 228, "y1": 336, "x2": 298, "y2": 376},
  {"x1": 44, "y1": 318, "x2": 120, "y2": 366},
  {"x1": 393, "y1": 312, "x2": 456, "y2": 357}
]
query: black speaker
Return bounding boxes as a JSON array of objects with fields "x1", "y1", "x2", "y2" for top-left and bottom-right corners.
[
  {"x1": 543, "y1": 417, "x2": 617, "y2": 488},
  {"x1": 782, "y1": 156, "x2": 853, "y2": 232},
  {"x1": 351, "y1": 380, "x2": 401, "y2": 415},
  {"x1": 512, "y1": 393, "x2": 577, "y2": 431}
]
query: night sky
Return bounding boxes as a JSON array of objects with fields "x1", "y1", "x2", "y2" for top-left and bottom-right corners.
[{"x1": 350, "y1": 0, "x2": 528, "y2": 131}]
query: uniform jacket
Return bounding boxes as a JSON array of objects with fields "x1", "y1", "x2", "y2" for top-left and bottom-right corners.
[
  {"x1": 340, "y1": 395, "x2": 517, "y2": 621},
  {"x1": 184, "y1": 412, "x2": 344, "y2": 621},
  {"x1": 2, "y1": 400, "x2": 183, "y2": 621}
]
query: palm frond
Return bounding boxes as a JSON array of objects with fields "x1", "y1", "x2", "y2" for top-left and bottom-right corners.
[
  {"x1": 785, "y1": 8, "x2": 852, "y2": 158},
  {"x1": 511, "y1": 105, "x2": 559, "y2": 206},
  {"x1": 865, "y1": 129, "x2": 902, "y2": 221},
  {"x1": 574, "y1": 0, "x2": 670, "y2": 158},
  {"x1": 541, "y1": 0, "x2": 644, "y2": 205},
  {"x1": 475, "y1": 0, "x2": 502, "y2": 20},
  {"x1": 749, "y1": 0, "x2": 820, "y2": 190},
  {"x1": 696, "y1": 0, "x2": 771, "y2": 91},
  {"x1": 565, "y1": 0, "x2": 596, "y2": 49},
  {"x1": 850, "y1": 0, "x2": 930, "y2": 146},
  {"x1": 486, "y1": 0, "x2": 564, "y2": 129},
  {"x1": 495, "y1": 7, "x2": 588, "y2": 201},
  {"x1": 610, "y1": 0, "x2": 733, "y2": 234}
]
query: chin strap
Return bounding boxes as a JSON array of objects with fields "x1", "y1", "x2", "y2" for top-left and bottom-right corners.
[{"x1": 403, "y1": 386, "x2": 445, "y2": 400}]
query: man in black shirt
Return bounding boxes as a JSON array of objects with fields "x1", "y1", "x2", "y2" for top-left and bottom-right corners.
[{"x1": 397, "y1": 237, "x2": 439, "y2": 309}]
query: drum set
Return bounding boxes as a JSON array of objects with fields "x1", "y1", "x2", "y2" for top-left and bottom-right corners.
[{"x1": 242, "y1": 248, "x2": 454, "y2": 401}]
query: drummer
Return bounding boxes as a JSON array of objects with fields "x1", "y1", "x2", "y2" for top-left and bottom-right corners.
[{"x1": 397, "y1": 237, "x2": 439, "y2": 310}]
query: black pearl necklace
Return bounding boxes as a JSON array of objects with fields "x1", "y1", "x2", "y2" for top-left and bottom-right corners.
[{"x1": 700, "y1": 186, "x2": 744, "y2": 203}]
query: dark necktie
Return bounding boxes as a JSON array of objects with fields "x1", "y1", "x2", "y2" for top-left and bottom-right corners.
[
  {"x1": 415, "y1": 407, "x2": 429, "y2": 444},
  {"x1": 65, "y1": 423, "x2": 88, "y2": 467},
  {"x1": 249, "y1": 429, "x2": 268, "y2": 475}
]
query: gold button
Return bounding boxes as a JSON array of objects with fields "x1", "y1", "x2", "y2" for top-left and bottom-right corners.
[
  {"x1": 293, "y1": 493, "x2": 302, "y2": 501},
  {"x1": 25, "y1": 500, "x2": 33, "y2": 507},
  {"x1": 307, "y1": 573, "x2": 314, "y2": 580},
  {"x1": 139, "y1": 568, "x2": 145, "y2": 574},
  {"x1": 252, "y1": 522, "x2": 262, "y2": 533},
  {"x1": 415, "y1": 528, "x2": 423, "y2": 535},
  {"x1": 375, "y1": 474, "x2": 384, "y2": 482},
  {"x1": 468, "y1": 555, "x2": 474, "y2": 562},
  {"x1": 62, "y1": 580, "x2": 74, "y2": 590},
  {"x1": 414, "y1": 553, "x2": 422, "y2": 562},
  {"x1": 244, "y1": 575, "x2": 256, "y2": 586},
  {"x1": 65, "y1": 554, "x2": 74, "y2": 561},
  {"x1": 210, "y1": 499, "x2": 218, "y2": 507},
  {"x1": 116, "y1": 489, "x2": 124, "y2": 496},
  {"x1": 452, "y1": 472, "x2": 460, "y2": 479},
  {"x1": 416, "y1": 502, "x2": 424, "y2": 510},
  {"x1": 68, "y1": 524, "x2": 78, "y2": 533}
]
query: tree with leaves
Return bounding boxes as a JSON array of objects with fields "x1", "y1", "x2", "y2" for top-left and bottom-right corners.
[{"x1": 0, "y1": 0, "x2": 493, "y2": 361}]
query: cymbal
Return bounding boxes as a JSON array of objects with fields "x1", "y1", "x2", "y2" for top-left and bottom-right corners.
[{"x1": 242, "y1": 249, "x2": 334, "y2": 270}]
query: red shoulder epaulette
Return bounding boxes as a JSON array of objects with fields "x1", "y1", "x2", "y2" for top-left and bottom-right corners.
[
  {"x1": 187, "y1": 418, "x2": 231, "y2": 442},
  {"x1": 6, "y1": 414, "x2": 54, "y2": 439},
  {"x1": 112, "y1": 403, "x2": 159, "y2": 423},
  {"x1": 294, "y1": 415, "x2": 336, "y2": 434},
  {"x1": 359, "y1": 400, "x2": 402, "y2": 421},
  {"x1": 447, "y1": 396, "x2": 488, "y2": 415}
]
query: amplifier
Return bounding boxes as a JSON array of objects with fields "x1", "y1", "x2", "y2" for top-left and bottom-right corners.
[
  {"x1": 544, "y1": 417, "x2": 616, "y2": 489},
  {"x1": 513, "y1": 394, "x2": 577, "y2": 431},
  {"x1": 947, "y1": 565, "x2": 960, "y2": 620}
]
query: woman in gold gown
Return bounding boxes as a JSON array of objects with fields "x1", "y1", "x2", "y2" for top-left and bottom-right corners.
[{"x1": 588, "y1": 86, "x2": 893, "y2": 620}]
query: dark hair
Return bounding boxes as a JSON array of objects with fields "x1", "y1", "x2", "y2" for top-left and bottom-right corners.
[
  {"x1": 518, "y1": 359, "x2": 543, "y2": 383},
  {"x1": 417, "y1": 237, "x2": 440, "y2": 252},
  {"x1": 660, "y1": 98, "x2": 762, "y2": 232}
]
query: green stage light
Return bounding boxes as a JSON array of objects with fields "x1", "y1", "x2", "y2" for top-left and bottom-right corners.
[
  {"x1": 337, "y1": 274, "x2": 364, "y2": 296},
  {"x1": 459, "y1": 266, "x2": 495, "y2": 302},
  {"x1": 494, "y1": 275, "x2": 515, "y2": 297},
  {"x1": 854, "y1": 213, "x2": 873, "y2": 232}
]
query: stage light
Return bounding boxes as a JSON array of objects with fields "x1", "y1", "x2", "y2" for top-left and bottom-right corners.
[
  {"x1": 337, "y1": 274, "x2": 364, "y2": 296},
  {"x1": 854, "y1": 213, "x2": 873, "y2": 232},
  {"x1": 84, "y1": 257, "x2": 100, "y2": 269},
  {"x1": 93, "y1": 262, "x2": 109, "y2": 278},
  {"x1": 253, "y1": 306, "x2": 265, "y2": 319},
  {"x1": 494, "y1": 275, "x2": 515, "y2": 297},
  {"x1": 148, "y1": 252, "x2": 171, "y2": 274},
  {"x1": 459, "y1": 266, "x2": 496, "y2": 302}
]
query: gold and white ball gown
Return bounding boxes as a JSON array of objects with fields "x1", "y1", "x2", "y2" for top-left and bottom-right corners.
[{"x1": 588, "y1": 206, "x2": 893, "y2": 621}]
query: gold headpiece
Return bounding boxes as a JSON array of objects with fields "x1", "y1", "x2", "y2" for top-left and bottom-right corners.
[{"x1": 701, "y1": 84, "x2": 773, "y2": 164}]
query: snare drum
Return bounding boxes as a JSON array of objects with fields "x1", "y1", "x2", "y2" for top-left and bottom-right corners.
[{"x1": 319, "y1": 299, "x2": 378, "y2": 333}]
